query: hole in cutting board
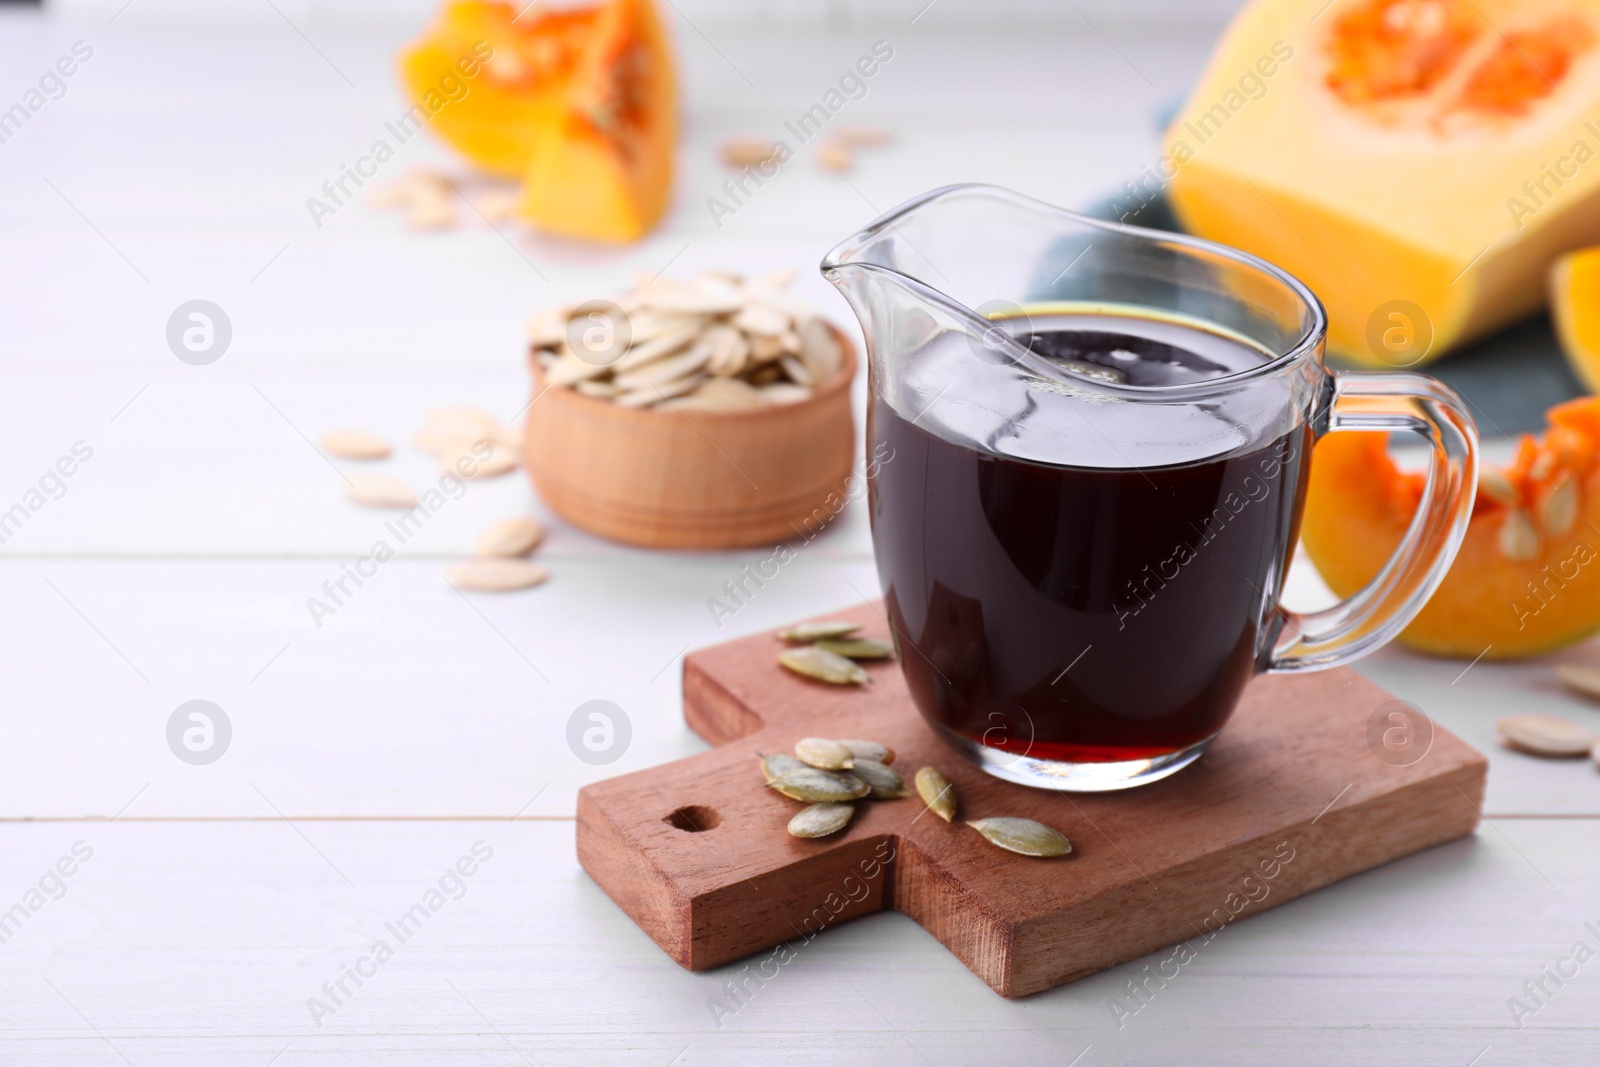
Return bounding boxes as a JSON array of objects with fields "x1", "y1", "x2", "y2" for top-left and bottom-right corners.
[{"x1": 664, "y1": 805, "x2": 721, "y2": 832}]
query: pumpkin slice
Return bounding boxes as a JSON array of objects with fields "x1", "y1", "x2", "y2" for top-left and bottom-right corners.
[
  {"x1": 1551, "y1": 246, "x2": 1600, "y2": 391},
  {"x1": 517, "y1": 0, "x2": 676, "y2": 242},
  {"x1": 400, "y1": 1, "x2": 604, "y2": 177},
  {"x1": 1165, "y1": 0, "x2": 1600, "y2": 366},
  {"x1": 1302, "y1": 396, "x2": 1600, "y2": 658}
]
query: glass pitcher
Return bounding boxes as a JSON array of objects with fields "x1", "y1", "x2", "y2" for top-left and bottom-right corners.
[{"x1": 821, "y1": 184, "x2": 1477, "y2": 792}]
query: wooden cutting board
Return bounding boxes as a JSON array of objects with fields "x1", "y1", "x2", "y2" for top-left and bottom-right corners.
[{"x1": 576, "y1": 603, "x2": 1488, "y2": 997}]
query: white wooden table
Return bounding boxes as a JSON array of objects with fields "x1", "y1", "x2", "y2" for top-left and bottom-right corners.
[{"x1": 3, "y1": 4, "x2": 1598, "y2": 1063}]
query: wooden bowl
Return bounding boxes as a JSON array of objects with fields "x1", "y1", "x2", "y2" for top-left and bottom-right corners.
[{"x1": 521, "y1": 328, "x2": 857, "y2": 549}]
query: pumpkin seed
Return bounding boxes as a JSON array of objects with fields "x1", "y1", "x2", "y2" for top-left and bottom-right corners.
[
  {"x1": 759, "y1": 383, "x2": 813, "y2": 406},
  {"x1": 1498, "y1": 509, "x2": 1540, "y2": 561},
  {"x1": 837, "y1": 124, "x2": 894, "y2": 147},
  {"x1": 720, "y1": 136, "x2": 781, "y2": 168},
  {"x1": 475, "y1": 517, "x2": 544, "y2": 558},
  {"x1": 967, "y1": 817, "x2": 1073, "y2": 858},
  {"x1": 838, "y1": 739, "x2": 894, "y2": 765},
  {"x1": 449, "y1": 442, "x2": 519, "y2": 479},
  {"x1": 780, "y1": 354, "x2": 813, "y2": 387},
  {"x1": 1477, "y1": 466, "x2": 1518, "y2": 507},
  {"x1": 345, "y1": 474, "x2": 417, "y2": 509},
  {"x1": 546, "y1": 351, "x2": 612, "y2": 387},
  {"x1": 758, "y1": 752, "x2": 809, "y2": 783},
  {"x1": 692, "y1": 377, "x2": 764, "y2": 411},
  {"x1": 767, "y1": 767, "x2": 871, "y2": 803},
  {"x1": 1498, "y1": 713, "x2": 1597, "y2": 757},
  {"x1": 613, "y1": 345, "x2": 711, "y2": 390},
  {"x1": 320, "y1": 430, "x2": 392, "y2": 460},
  {"x1": 788, "y1": 802, "x2": 855, "y2": 839},
  {"x1": 445, "y1": 559, "x2": 549, "y2": 592},
  {"x1": 406, "y1": 199, "x2": 456, "y2": 230},
  {"x1": 734, "y1": 302, "x2": 790, "y2": 338},
  {"x1": 814, "y1": 637, "x2": 894, "y2": 660},
  {"x1": 1557, "y1": 665, "x2": 1600, "y2": 701},
  {"x1": 778, "y1": 646, "x2": 870, "y2": 685},
  {"x1": 795, "y1": 737, "x2": 855, "y2": 769},
  {"x1": 615, "y1": 373, "x2": 705, "y2": 408},
  {"x1": 1541, "y1": 477, "x2": 1579, "y2": 536},
  {"x1": 798, "y1": 317, "x2": 843, "y2": 382},
  {"x1": 816, "y1": 139, "x2": 853, "y2": 173},
  {"x1": 777, "y1": 621, "x2": 861, "y2": 643},
  {"x1": 611, "y1": 323, "x2": 700, "y2": 373},
  {"x1": 850, "y1": 759, "x2": 910, "y2": 799},
  {"x1": 915, "y1": 767, "x2": 957, "y2": 822}
]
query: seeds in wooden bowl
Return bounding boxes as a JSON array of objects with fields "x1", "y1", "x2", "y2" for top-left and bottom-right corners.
[
  {"x1": 529, "y1": 269, "x2": 843, "y2": 412},
  {"x1": 1497, "y1": 714, "x2": 1597, "y2": 757},
  {"x1": 321, "y1": 430, "x2": 392, "y2": 460},
  {"x1": 966, "y1": 817, "x2": 1073, "y2": 858},
  {"x1": 778, "y1": 646, "x2": 870, "y2": 686},
  {"x1": 767, "y1": 767, "x2": 871, "y2": 803},
  {"x1": 445, "y1": 559, "x2": 549, "y2": 592},
  {"x1": 795, "y1": 737, "x2": 855, "y2": 770},
  {"x1": 476, "y1": 517, "x2": 544, "y2": 559},
  {"x1": 788, "y1": 802, "x2": 855, "y2": 839},
  {"x1": 915, "y1": 767, "x2": 957, "y2": 822},
  {"x1": 345, "y1": 474, "x2": 418, "y2": 509}
]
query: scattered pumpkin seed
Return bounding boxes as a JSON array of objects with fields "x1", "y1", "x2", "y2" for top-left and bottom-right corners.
[
  {"x1": 777, "y1": 621, "x2": 861, "y2": 643},
  {"x1": 445, "y1": 559, "x2": 549, "y2": 592},
  {"x1": 813, "y1": 637, "x2": 895, "y2": 660},
  {"x1": 915, "y1": 767, "x2": 957, "y2": 822},
  {"x1": 320, "y1": 430, "x2": 392, "y2": 460},
  {"x1": 758, "y1": 752, "x2": 809, "y2": 783},
  {"x1": 850, "y1": 759, "x2": 911, "y2": 799},
  {"x1": 1497, "y1": 713, "x2": 1597, "y2": 757},
  {"x1": 795, "y1": 737, "x2": 855, "y2": 770},
  {"x1": 967, "y1": 817, "x2": 1073, "y2": 858},
  {"x1": 838, "y1": 739, "x2": 894, "y2": 765},
  {"x1": 476, "y1": 517, "x2": 544, "y2": 558},
  {"x1": 1557, "y1": 665, "x2": 1600, "y2": 702},
  {"x1": 767, "y1": 767, "x2": 871, "y2": 803},
  {"x1": 788, "y1": 802, "x2": 855, "y2": 839},
  {"x1": 778, "y1": 646, "x2": 870, "y2": 685},
  {"x1": 345, "y1": 474, "x2": 418, "y2": 510}
]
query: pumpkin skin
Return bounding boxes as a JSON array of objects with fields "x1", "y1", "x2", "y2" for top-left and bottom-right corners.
[
  {"x1": 1551, "y1": 247, "x2": 1600, "y2": 392},
  {"x1": 1301, "y1": 398, "x2": 1600, "y2": 659},
  {"x1": 517, "y1": 0, "x2": 676, "y2": 242},
  {"x1": 1163, "y1": 0, "x2": 1600, "y2": 366}
]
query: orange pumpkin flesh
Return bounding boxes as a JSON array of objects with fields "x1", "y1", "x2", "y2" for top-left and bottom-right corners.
[
  {"x1": 1301, "y1": 397, "x2": 1600, "y2": 659},
  {"x1": 400, "y1": 2, "x2": 603, "y2": 177},
  {"x1": 400, "y1": 0, "x2": 676, "y2": 242},
  {"x1": 517, "y1": 0, "x2": 676, "y2": 242}
]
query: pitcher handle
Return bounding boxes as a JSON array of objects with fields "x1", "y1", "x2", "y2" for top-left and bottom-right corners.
[{"x1": 1269, "y1": 370, "x2": 1478, "y2": 672}]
